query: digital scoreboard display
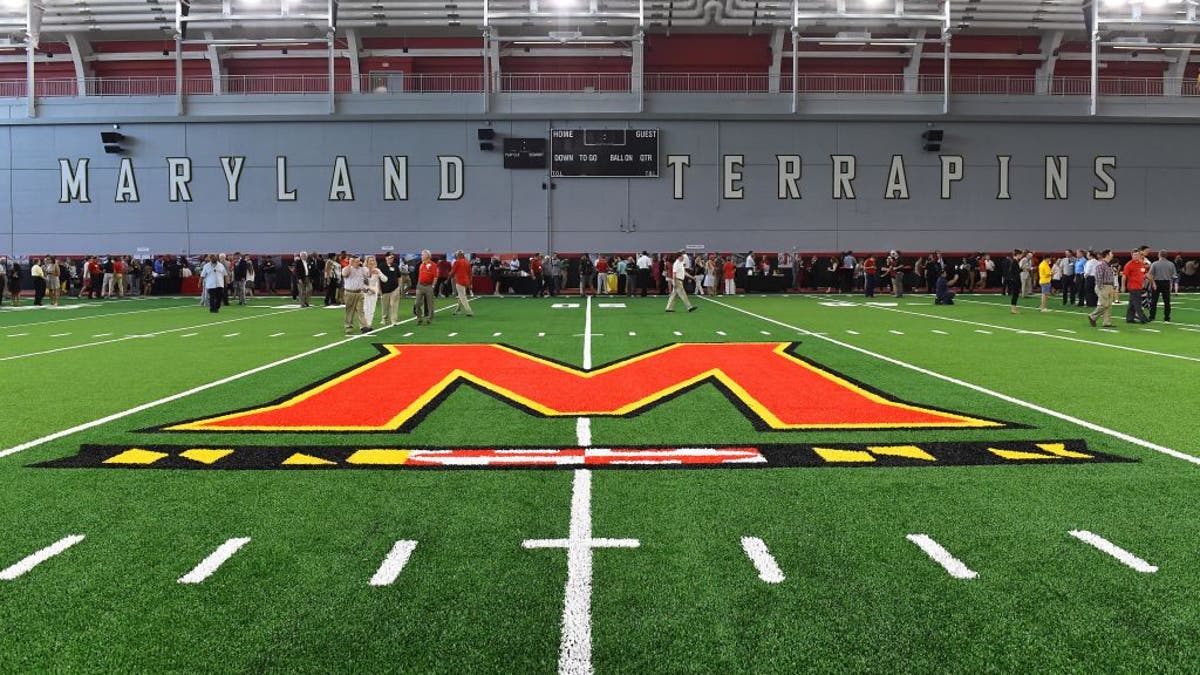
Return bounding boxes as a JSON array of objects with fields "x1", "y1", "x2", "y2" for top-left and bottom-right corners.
[
  {"x1": 502, "y1": 137, "x2": 548, "y2": 170},
  {"x1": 550, "y1": 128, "x2": 659, "y2": 178}
]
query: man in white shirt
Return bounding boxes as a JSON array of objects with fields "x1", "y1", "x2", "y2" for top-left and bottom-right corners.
[
  {"x1": 665, "y1": 251, "x2": 697, "y2": 313},
  {"x1": 200, "y1": 254, "x2": 227, "y2": 314},
  {"x1": 636, "y1": 251, "x2": 652, "y2": 297},
  {"x1": 1083, "y1": 251, "x2": 1099, "y2": 308}
]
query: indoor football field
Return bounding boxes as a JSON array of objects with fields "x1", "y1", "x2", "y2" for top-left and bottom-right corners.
[{"x1": 1, "y1": 291, "x2": 1198, "y2": 673}]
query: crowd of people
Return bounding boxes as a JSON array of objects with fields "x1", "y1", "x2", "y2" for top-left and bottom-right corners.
[{"x1": 0, "y1": 249, "x2": 1195, "y2": 332}]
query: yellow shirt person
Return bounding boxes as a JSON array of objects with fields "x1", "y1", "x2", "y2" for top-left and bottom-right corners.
[{"x1": 1038, "y1": 259, "x2": 1053, "y2": 286}]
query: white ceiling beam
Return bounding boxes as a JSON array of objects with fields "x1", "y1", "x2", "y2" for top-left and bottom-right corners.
[
  {"x1": 767, "y1": 27, "x2": 784, "y2": 93},
  {"x1": 1164, "y1": 33, "x2": 1195, "y2": 95},
  {"x1": 204, "y1": 30, "x2": 224, "y2": 94}
]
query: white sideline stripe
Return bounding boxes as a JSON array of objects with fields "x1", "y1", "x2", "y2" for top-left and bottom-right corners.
[
  {"x1": 740, "y1": 537, "x2": 785, "y2": 584},
  {"x1": 49, "y1": 333, "x2": 70, "y2": 337},
  {"x1": 223, "y1": 333, "x2": 240, "y2": 338},
  {"x1": 865, "y1": 302, "x2": 1200, "y2": 363},
  {"x1": 888, "y1": 330, "x2": 904, "y2": 335},
  {"x1": 6, "y1": 333, "x2": 28, "y2": 337},
  {"x1": 700, "y1": 296, "x2": 1200, "y2": 467},
  {"x1": 906, "y1": 534, "x2": 978, "y2": 579},
  {"x1": 956, "y1": 297, "x2": 1200, "y2": 331},
  {"x1": 180, "y1": 333, "x2": 197, "y2": 338},
  {"x1": 931, "y1": 329, "x2": 948, "y2": 335},
  {"x1": 0, "y1": 309, "x2": 301, "y2": 362},
  {"x1": 178, "y1": 537, "x2": 251, "y2": 584},
  {"x1": 974, "y1": 329, "x2": 992, "y2": 334},
  {"x1": 369, "y1": 540, "x2": 418, "y2": 587},
  {"x1": 1180, "y1": 327, "x2": 1200, "y2": 333},
  {"x1": 0, "y1": 535, "x2": 85, "y2": 581},
  {"x1": 0, "y1": 303, "x2": 181, "y2": 329},
  {"x1": 269, "y1": 332, "x2": 285, "y2": 337},
  {"x1": 1056, "y1": 328, "x2": 1076, "y2": 334},
  {"x1": 846, "y1": 330, "x2": 860, "y2": 335},
  {"x1": 0, "y1": 306, "x2": 451, "y2": 459},
  {"x1": 1141, "y1": 328, "x2": 1160, "y2": 333},
  {"x1": 312, "y1": 332, "x2": 326, "y2": 338},
  {"x1": 1069, "y1": 530, "x2": 1158, "y2": 573},
  {"x1": 575, "y1": 417, "x2": 592, "y2": 447}
]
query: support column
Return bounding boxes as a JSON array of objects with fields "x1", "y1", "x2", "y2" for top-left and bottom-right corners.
[
  {"x1": 346, "y1": 28, "x2": 361, "y2": 93},
  {"x1": 768, "y1": 28, "x2": 784, "y2": 94},
  {"x1": 66, "y1": 34, "x2": 92, "y2": 97},
  {"x1": 1034, "y1": 30, "x2": 1063, "y2": 95},
  {"x1": 632, "y1": 30, "x2": 644, "y2": 111},
  {"x1": 1165, "y1": 35, "x2": 1195, "y2": 96},
  {"x1": 205, "y1": 31, "x2": 224, "y2": 95},
  {"x1": 902, "y1": 29, "x2": 926, "y2": 94}
]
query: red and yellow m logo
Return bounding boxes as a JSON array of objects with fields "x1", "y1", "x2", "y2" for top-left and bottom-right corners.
[{"x1": 166, "y1": 343, "x2": 1000, "y2": 432}]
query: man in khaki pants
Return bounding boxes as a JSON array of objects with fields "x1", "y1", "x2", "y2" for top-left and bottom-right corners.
[
  {"x1": 1088, "y1": 249, "x2": 1117, "y2": 329},
  {"x1": 415, "y1": 250, "x2": 437, "y2": 325},
  {"x1": 665, "y1": 250, "x2": 697, "y2": 313},
  {"x1": 380, "y1": 252, "x2": 402, "y2": 326},
  {"x1": 341, "y1": 256, "x2": 370, "y2": 334}
]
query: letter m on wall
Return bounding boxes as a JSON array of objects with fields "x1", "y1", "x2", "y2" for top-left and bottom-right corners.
[{"x1": 165, "y1": 343, "x2": 1001, "y2": 433}]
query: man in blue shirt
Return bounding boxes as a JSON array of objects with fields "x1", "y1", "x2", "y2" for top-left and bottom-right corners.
[
  {"x1": 1073, "y1": 250, "x2": 1087, "y2": 306},
  {"x1": 934, "y1": 269, "x2": 956, "y2": 305}
]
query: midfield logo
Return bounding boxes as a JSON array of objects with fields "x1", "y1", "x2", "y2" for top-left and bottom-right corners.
[
  {"x1": 161, "y1": 342, "x2": 1002, "y2": 432},
  {"x1": 38, "y1": 343, "x2": 1131, "y2": 471}
]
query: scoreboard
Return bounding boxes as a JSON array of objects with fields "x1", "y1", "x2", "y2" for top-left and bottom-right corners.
[{"x1": 550, "y1": 128, "x2": 659, "y2": 177}]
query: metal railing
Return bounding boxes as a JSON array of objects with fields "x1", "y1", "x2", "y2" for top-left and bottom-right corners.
[{"x1": 5, "y1": 73, "x2": 1200, "y2": 99}]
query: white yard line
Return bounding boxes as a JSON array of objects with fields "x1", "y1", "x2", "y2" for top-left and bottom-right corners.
[
  {"x1": 759, "y1": 330, "x2": 771, "y2": 335},
  {"x1": 269, "y1": 332, "x2": 285, "y2": 338},
  {"x1": 178, "y1": 538, "x2": 251, "y2": 584},
  {"x1": 906, "y1": 534, "x2": 978, "y2": 579},
  {"x1": 1068, "y1": 530, "x2": 1158, "y2": 573},
  {"x1": 49, "y1": 333, "x2": 70, "y2": 337},
  {"x1": 180, "y1": 333, "x2": 197, "y2": 338},
  {"x1": 403, "y1": 332, "x2": 414, "y2": 337},
  {"x1": 369, "y1": 540, "x2": 419, "y2": 587},
  {"x1": 955, "y1": 297, "x2": 1200, "y2": 331},
  {"x1": 312, "y1": 332, "x2": 326, "y2": 338},
  {"x1": 575, "y1": 418, "x2": 592, "y2": 447},
  {"x1": 522, "y1": 470, "x2": 639, "y2": 675},
  {"x1": 0, "y1": 306, "x2": 452, "y2": 459},
  {"x1": 447, "y1": 332, "x2": 458, "y2": 337},
  {"x1": 493, "y1": 332, "x2": 503, "y2": 337},
  {"x1": 538, "y1": 332, "x2": 546, "y2": 337},
  {"x1": 91, "y1": 333, "x2": 112, "y2": 338},
  {"x1": 931, "y1": 329, "x2": 948, "y2": 335},
  {"x1": 0, "y1": 309, "x2": 300, "y2": 363},
  {"x1": 974, "y1": 329, "x2": 992, "y2": 335},
  {"x1": 0, "y1": 535, "x2": 85, "y2": 581},
  {"x1": 223, "y1": 333, "x2": 240, "y2": 338},
  {"x1": 845, "y1": 330, "x2": 860, "y2": 335},
  {"x1": 583, "y1": 296, "x2": 593, "y2": 370},
  {"x1": 700, "y1": 296, "x2": 1200, "y2": 467},
  {"x1": 628, "y1": 331, "x2": 637, "y2": 337},
  {"x1": 740, "y1": 537, "x2": 785, "y2": 584},
  {"x1": 6, "y1": 333, "x2": 28, "y2": 337},
  {"x1": 673, "y1": 331, "x2": 683, "y2": 337},
  {"x1": 716, "y1": 330, "x2": 727, "y2": 336},
  {"x1": 888, "y1": 330, "x2": 904, "y2": 335}
]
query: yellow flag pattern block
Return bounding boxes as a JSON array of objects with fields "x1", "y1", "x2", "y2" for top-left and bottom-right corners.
[
  {"x1": 102, "y1": 448, "x2": 169, "y2": 465},
  {"x1": 814, "y1": 445, "x2": 937, "y2": 463},
  {"x1": 988, "y1": 443, "x2": 1093, "y2": 462}
]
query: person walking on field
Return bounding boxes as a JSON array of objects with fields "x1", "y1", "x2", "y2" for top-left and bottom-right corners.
[
  {"x1": 451, "y1": 250, "x2": 474, "y2": 317},
  {"x1": 1123, "y1": 249, "x2": 1150, "y2": 324},
  {"x1": 415, "y1": 250, "x2": 437, "y2": 325},
  {"x1": 379, "y1": 253, "x2": 402, "y2": 326},
  {"x1": 200, "y1": 254, "x2": 226, "y2": 314},
  {"x1": 1148, "y1": 250, "x2": 1176, "y2": 323},
  {"x1": 1088, "y1": 250, "x2": 1118, "y2": 330},
  {"x1": 665, "y1": 251, "x2": 697, "y2": 313},
  {"x1": 360, "y1": 256, "x2": 387, "y2": 331}
]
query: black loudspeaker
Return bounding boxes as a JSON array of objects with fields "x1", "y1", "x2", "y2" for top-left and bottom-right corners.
[
  {"x1": 101, "y1": 131, "x2": 124, "y2": 143},
  {"x1": 477, "y1": 128, "x2": 496, "y2": 141},
  {"x1": 922, "y1": 128, "x2": 943, "y2": 152},
  {"x1": 480, "y1": 141, "x2": 495, "y2": 151},
  {"x1": 103, "y1": 145, "x2": 124, "y2": 154}
]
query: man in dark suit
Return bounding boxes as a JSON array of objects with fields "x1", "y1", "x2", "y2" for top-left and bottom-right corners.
[{"x1": 293, "y1": 252, "x2": 315, "y2": 307}]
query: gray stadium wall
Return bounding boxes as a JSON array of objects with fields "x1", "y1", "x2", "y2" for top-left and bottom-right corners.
[{"x1": 5, "y1": 118, "x2": 1196, "y2": 256}]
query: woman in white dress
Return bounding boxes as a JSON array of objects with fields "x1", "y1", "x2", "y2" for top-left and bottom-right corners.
[
  {"x1": 362, "y1": 256, "x2": 388, "y2": 330},
  {"x1": 703, "y1": 257, "x2": 717, "y2": 297}
]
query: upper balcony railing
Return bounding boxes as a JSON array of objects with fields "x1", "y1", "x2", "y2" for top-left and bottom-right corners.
[{"x1": 5, "y1": 73, "x2": 1200, "y2": 99}]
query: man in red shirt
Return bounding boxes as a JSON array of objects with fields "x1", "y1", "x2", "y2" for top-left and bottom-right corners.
[
  {"x1": 415, "y1": 250, "x2": 438, "y2": 325},
  {"x1": 1123, "y1": 249, "x2": 1149, "y2": 324},
  {"x1": 436, "y1": 257, "x2": 452, "y2": 298},
  {"x1": 863, "y1": 256, "x2": 877, "y2": 297},
  {"x1": 595, "y1": 256, "x2": 609, "y2": 295},
  {"x1": 722, "y1": 258, "x2": 736, "y2": 296},
  {"x1": 529, "y1": 255, "x2": 543, "y2": 298},
  {"x1": 452, "y1": 250, "x2": 474, "y2": 317}
]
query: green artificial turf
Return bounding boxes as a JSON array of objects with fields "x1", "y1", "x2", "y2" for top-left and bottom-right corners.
[{"x1": 0, "y1": 290, "x2": 1198, "y2": 672}]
